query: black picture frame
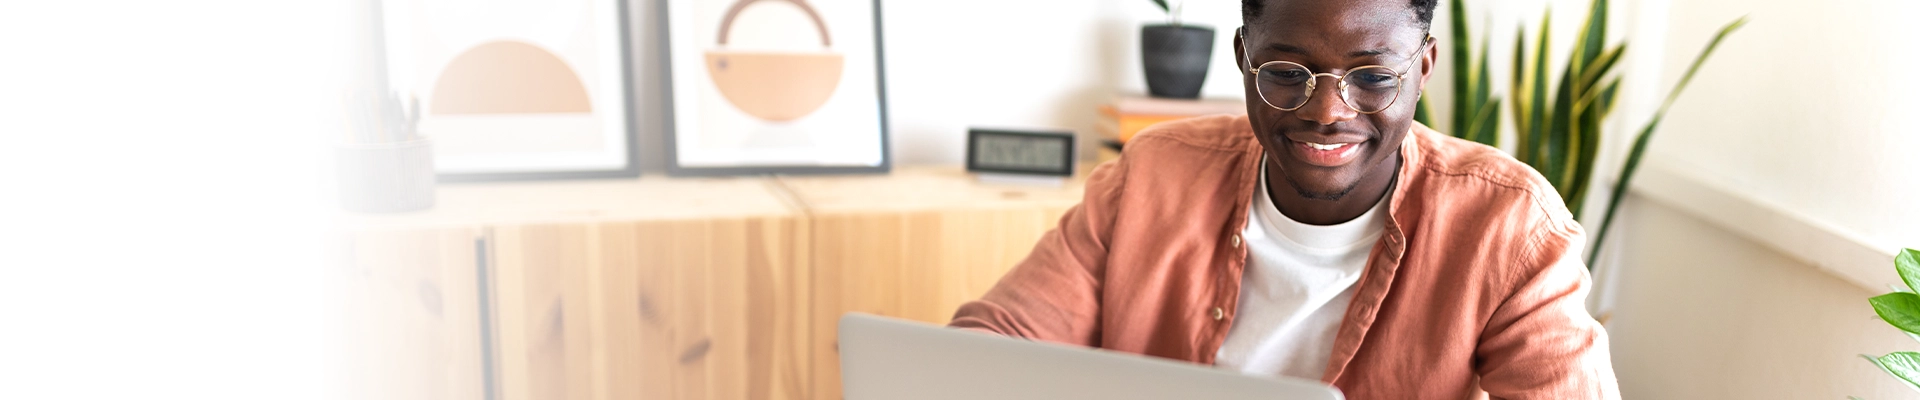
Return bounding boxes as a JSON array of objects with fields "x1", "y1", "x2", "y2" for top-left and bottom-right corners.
[
  {"x1": 660, "y1": 0, "x2": 892, "y2": 176},
  {"x1": 965, "y1": 128, "x2": 1077, "y2": 177}
]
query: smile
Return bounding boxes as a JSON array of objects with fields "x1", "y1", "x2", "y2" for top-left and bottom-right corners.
[
  {"x1": 1287, "y1": 137, "x2": 1366, "y2": 167},
  {"x1": 1302, "y1": 142, "x2": 1353, "y2": 151}
]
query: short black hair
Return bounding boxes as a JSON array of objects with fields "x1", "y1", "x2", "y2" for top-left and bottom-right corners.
[{"x1": 1242, "y1": 0, "x2": 1437, "y2": 30}]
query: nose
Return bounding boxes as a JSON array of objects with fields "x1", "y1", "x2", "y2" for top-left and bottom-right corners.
[{"x1": 1295, "y1": 77, "x2": 1358, "y2": 125}]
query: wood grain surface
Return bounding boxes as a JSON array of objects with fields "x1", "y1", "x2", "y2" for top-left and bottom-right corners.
[{"x1": 329, "y1": 227, "x2": 487, "y2": 400}]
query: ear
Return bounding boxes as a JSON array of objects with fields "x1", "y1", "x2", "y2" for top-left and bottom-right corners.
[
  {"x1": 1233, "y1": 26, "x2": 1248, "y2": 74},
  {"x1": 1415, "y1": 36, "x2": 1438, "y2": 90}
]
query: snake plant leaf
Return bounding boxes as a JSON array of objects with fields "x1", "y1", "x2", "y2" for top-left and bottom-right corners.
[
  {"x1": 1594, "y1": 78, "x2": 1621, "y2": 122},
  {"x1": 1901, "y1": 248, "x2": 1920, "y2": 299},
  {"x1": 1545, "y1": 62, "x2": 1577, "y2": 197},
  {"x1": 1586, "y1": 16, "x2": 1747, "y2": 267},
  {"x1": 1467, "y1": 98, "x2": 1501, "y2": 147},
  {"x1": 1423, "y1": 0, "x2": 1500, "y2": 146},
  {"x1": 1873, "y1": 292, "x2": 1920, "y2": 334},
  {"x1": 1149, "y1": 0, "x2": 1169, "y2": 13},
  {"x1": 1448, "y1": 0, "x2": 1470, "y2": 136},
  {"x1": 1466, "y1": 29, "x2": 1498, "y2": 146},
  {"x1": 1564, "y1": 78, "x2": 1621, "y2": 214},
  {"x1": 1577, "y1": 44, "x2": 1627, "y2": 100},
  {"x1": 1416, "y1": 97, "x2": 1435, "y2": 127},
  {"x1": 1521, "y1": 10, "x2": 1552, "y2": 165},
  {"x1": 1864, "y1": 352, "x2": 1920, "y2": 392},
  {"x1": 1576, "y1": 0, "x2": 1609, "y2": 73},
  {"x1": 1470, "y1": 18, "x2": 1492, "y2": 108},
  {"x1": 1511, "y1": 28, "x2": 1528, "y2": 154},
  {"x1": 1564, "y1": 61, "x2": 1619, "y2": 215}
]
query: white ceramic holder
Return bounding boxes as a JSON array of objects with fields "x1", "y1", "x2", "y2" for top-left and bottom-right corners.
[{"x1": 335, "y1": 138, "x2": 436, "y2": 213}]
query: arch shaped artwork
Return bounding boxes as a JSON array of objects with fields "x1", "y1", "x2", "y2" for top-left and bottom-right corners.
[
  {"x1": 431, "y1": 40, "x2": 592, "y2": 115},
  {"x1": 704, "y1": 0, "x2": 842, "y2": 122}
]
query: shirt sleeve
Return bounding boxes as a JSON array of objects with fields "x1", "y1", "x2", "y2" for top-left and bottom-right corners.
[
  {"x1": 1475, "y1": 223, "x2": 1622, "y2": 400},
  {"x1": 946, "y1": 159, "x2": 1127, "y2": 346}
]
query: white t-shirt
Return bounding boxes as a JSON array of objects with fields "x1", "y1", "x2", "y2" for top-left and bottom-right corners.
[{"x1": 1214, "y1": 160, "x2": 1388, "y2": 381}]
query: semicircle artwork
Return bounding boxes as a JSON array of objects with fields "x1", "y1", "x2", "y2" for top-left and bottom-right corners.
[{"x1": 431, "y1": 40, "x2": 592, "y2": 115}]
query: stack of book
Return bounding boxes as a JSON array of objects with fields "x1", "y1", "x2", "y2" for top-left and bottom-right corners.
[{"x1": 1094, "y1": 95, "x2": 1246, "y2": 162}]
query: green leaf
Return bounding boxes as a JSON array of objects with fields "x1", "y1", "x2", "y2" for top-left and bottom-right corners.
[
  {"x1": 1415, "y1": 96, "x2": 1435, "y2": 127},
  {"x1": 1576, "y1": 44, "x2": 1627, "y2": 99},
  {"x1": 1523, "y1": 9, "x2": 1552, "y2": 168},
  {"x1": 1449, "y1": 0, "x2": 1470, "y2": 136},
  {"x1": 1511, "y1": 28, "x2": 1529, "y2": 157},
  {"x1": 1898, "y1": 248, "x2": 1920, "y2": 296},
  {"x1": 1466, "y1": 98, "x2": 1501, "y2": 147},
  {"x1": 1585, "y1": 16, "x2": 1746, "y2": 268},
  {"x1": 1471, "y1": 22, "x2": 1494, "y2": 113},
  {"x1": 1149, "y1": 0, "x2": 1169, "y2": 13},
  {"x1": 1544, "y1": 62, "x2": 1576, "y2": 199},
  {"x1": 1872, "y1": 292, "x2": 1920, "y2": 334},
  {"x1": 1460, "y1": 12, "x2": 1498, "y2": 147},
  {"x1": 1593, "y1": 78, "x2": 1623, "y2": 119},
  {"x1": 1864, "y1": 352, "x2": 1920, "y2": 392},
  {"x1": 1576, "y1": 0, "x2": 1609, "y2": 72}
]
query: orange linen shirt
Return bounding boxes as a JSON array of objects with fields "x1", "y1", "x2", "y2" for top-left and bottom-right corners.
[{"x1": 949, "y1": 115, "x2": 1619, "y2": 399}]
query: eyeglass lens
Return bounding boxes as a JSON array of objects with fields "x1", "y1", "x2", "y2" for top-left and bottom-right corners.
[{"x1": 1253, "y1": 62, "x2": 1403, "y2": 113}]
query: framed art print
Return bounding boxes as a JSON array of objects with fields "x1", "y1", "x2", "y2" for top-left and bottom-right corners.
[
  {"x1": 380, "y1": 0, "x2": 639, "y2": 182},
  {"x1": 663, "y1": 0, "x2": 891, "y2": 176}
]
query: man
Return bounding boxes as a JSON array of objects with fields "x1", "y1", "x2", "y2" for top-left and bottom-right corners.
[{"x1": 947, "y1": 0, "x2": 1619, "y2": 398}]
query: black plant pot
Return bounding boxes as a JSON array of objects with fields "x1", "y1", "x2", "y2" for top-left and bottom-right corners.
[{"x1": 1141, "y1": 24, "x2": 1215, "y2": 99}]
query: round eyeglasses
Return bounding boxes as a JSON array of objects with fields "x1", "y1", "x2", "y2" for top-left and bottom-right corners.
[{"x1": 1239, "y1": 28, "x2": 1431, "y2": 114}]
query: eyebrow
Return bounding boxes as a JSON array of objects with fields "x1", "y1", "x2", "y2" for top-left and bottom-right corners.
[{"x1": 1266, "y1": 43, "x2": 1397, "y2": 59}]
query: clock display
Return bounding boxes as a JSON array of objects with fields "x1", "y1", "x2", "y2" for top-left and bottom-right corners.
[{"x1": 966, "y1": 129, "x2": 1075, "y2": 176}]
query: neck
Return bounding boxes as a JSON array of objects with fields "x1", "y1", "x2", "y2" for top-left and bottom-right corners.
[{"x1": 1265, "y1": 154, "x2": 1400, "y2": 226}]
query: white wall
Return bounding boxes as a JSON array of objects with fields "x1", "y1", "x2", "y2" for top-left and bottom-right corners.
[
  {"x1": 1607, "y1": 196, "x2": 1913, "y2": 398},
  {"x1": 1645, "y1": 0, "x2": 1920, "y2": 252},
  {"x1": 628, "y1": 0, "x2": 1252, "y2": 170},
  {"x1": 879, "y1": 0, "x2": 1239, "y2": 165},
  {"x1": 1596, "y1": 0, "x2": 1920, "y2": 397}
]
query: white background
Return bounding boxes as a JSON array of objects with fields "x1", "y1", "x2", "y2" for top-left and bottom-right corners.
[{"x1": 0, "y1": 2, "x2": 340, "y2": 399}]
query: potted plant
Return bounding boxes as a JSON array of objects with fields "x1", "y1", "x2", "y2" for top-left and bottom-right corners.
[
  {"x1": 1863, "y1": 248, "x2": 1920, "y2": 394},
  {"x1": 1141, "y1": 0, "x2": 1212, "y2": 99}
]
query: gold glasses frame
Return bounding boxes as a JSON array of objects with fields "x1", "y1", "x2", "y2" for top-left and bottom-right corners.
[{"x1": 1237, "y1": 27, "x2": 1434, "y2": 114}]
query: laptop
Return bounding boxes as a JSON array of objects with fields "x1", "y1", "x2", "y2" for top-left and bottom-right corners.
[{"x1": 838, "y1": 313, "x2": 1344, "y2": 400}]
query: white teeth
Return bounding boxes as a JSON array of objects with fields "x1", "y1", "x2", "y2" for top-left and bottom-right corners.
[{"x1": 1305, "y1": 142, "x2": 1351, "y2": 151}]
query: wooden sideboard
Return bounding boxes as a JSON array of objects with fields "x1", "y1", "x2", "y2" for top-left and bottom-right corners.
[{"x1": 329, "y1": 166, "x2": 1087, "y2": 400}]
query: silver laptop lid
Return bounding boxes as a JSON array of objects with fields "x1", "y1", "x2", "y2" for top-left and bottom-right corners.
[{"x1": 838, "y1": 313, "x2": 1344, "y2": 400}]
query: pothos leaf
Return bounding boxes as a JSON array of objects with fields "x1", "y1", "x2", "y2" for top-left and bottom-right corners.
[
  {"x1": 1871, "y1": 292, "x2": 1920, "y2": 334},
  {"x1": 1864, "y1": 352, "x2": 1920, "y2": 393}
]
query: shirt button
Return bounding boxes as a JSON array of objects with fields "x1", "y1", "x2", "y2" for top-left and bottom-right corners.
[
  {"x1": 1231, "y1": 235, "x2": 1242, "y2": 248},
  {"x1": 1211, "y1": 307, "x2": 1225, "y2": 321}
]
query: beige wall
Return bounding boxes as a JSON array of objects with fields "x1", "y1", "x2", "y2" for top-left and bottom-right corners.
[{"x1": 1606, "y1": 195, "x2": 1914, "y2": 398}]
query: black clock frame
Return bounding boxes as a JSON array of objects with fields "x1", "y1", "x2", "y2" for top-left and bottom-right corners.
[{"x1": 965, "y1": 128, "x2": 1077, "y2": 177}]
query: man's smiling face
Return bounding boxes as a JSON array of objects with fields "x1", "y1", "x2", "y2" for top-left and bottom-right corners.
[{"x1": 1236, "y1": 0, "x2": 1434, "y2": 201}]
